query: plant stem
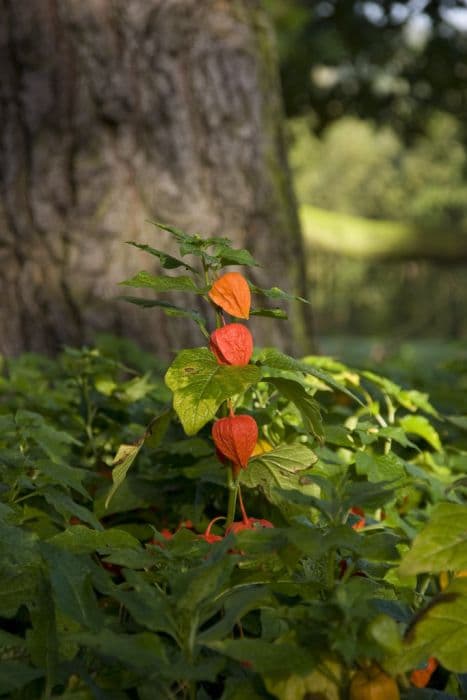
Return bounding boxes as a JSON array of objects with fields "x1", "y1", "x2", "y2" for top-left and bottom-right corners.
[
  {"x1": 238, "y1": 484, "x2": 249, "y2": 523},
  {"x1": 226, "y1": 468, "x2": 239, "y2": 526},
  {"x1": 326, "y1": 547, "x2": 336, "y2": 589}
]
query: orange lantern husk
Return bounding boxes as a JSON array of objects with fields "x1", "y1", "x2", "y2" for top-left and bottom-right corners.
[
  {"x1": 208, "y1": 272, "x2": 251, "y2": 319},
  {"x1": 209, "y1": 323, "x2": 253, "y2": 366},
  {"x1": 212, "y1": 415, "x2": 258, "y2": 475}
]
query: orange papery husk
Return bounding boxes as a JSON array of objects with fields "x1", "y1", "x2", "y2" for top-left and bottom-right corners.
[
  {"x1": 226, "y1": 518, "x2": 274, "y2": 534},
  {"x1": 212, "y1": 415, "x2": 258, "y2": 472},
  {"x1": 209, "y1": 323, "x2": 253, "y2": 366},
  {"x1": 410, "y1": 658, "x2": 438, "y2": 688},
  {"x1": 208, "y1": 272, "x2": 251, "y2": 319}
]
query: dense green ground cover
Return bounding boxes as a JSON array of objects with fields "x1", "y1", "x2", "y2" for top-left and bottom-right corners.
[{"x1": 1, "y1": 333, "x2": 466, "y2": 699}]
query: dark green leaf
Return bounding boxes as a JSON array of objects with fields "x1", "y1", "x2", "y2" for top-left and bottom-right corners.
[
  {"x1": 119, "y1": 271, "x2": 201, "y2": 293},
  {"x1": 250, "y1": 307, "x2": 288, "y2": 319},
  {"x1": 126, "y1": 241, "x2": 197, "y2": 272},
  {"x1": 265, "y1": 377, "x2": 325, "y2": 443}
]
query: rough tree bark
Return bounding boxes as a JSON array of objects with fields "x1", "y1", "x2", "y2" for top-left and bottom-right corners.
[{"x1": 0, "y1": 0, "x2": 313, "y2": 358}]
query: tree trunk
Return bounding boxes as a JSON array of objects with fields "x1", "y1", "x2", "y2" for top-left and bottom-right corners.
[{"x1": 0, "y1": 0, "x2": 313, "y2": 359}]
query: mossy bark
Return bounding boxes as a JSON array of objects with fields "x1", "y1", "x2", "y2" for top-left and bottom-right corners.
[{"x1": 0, "y1": 0, "x2": 313, "y2": 357}]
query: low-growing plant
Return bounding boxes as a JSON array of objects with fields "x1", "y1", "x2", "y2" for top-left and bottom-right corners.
[{"x1": 0, "y1": 224, "x2": 466, "y2": 700}]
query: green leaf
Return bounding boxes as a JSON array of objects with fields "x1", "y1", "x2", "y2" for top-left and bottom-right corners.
[
  {"x1": 241, "y1": 444, "x2": 318, "y2": 504},
  {"x1": 165, "y1": 348, "x2": 261, "y2": 435},
  {"x1": 250, "y1": 283, "x2": 310, "y2": 305},
  {"x1": 119, "y1": 297, "x2": 207, "y2": 329},
  {"x1": 147, "y1": 221, "x2": 229, "y2": 258},
  {"x1": 26, "y1": 573, "x2": 58, "y2": 689},
  {"x1": 355, "y1": 451, "x2": 407, "y2": 484},
  {"x1": 106, "y1": 411, "x2": 172, "y2": 508},
  {"x1": 119, "y1": 271, "x2": 201, "y2": 293},
  {"x1": 265, "y1": 377, "x2": 324, "y2": 443},
  {"x1": 49, "y1": 525, "x2": 141, "y2": 554},
  {"x1": 15, "y1": 409, "x2": 80, "y2": 463},
  {"x1": 250, "y1": 307, "x2": 288, "y2": 320},
  {"x1": 105, "y1": 442, "x2": 144, "y2": 509},
  {"x1": 174, "y1": 556, "x2": 235, "y2": 612},
  {"x1": 206, "y1": 639, "x2": 313, "y2": 675},
  {"x1": 362, "y1": 371, "x2": 439, "y2": 417},
  {"x1": 0, "y1": 663, "x2": 43, "y2": 694},
  {"x1": 257, "y1": 348, "x2": 363, "y2": 405},
  {"x1": 126, "y1": 241, "x2": 197, "y2": 272},
  {"x1": 115, "y1": 571, "x2": 176, "y2": 638},
  {"x1": 198, "y1": 587, "x2": 271, "y2": 642},
  {"x1": 43, "y1": 489, "x2": 102, "y2": 530},
  {"x1": 402, "y1": 579, "x2": 467, "y2": 673},
  {"x1": 214, "y1": 244, "x2": 260, "y2": 267},
  {"x1": 399, "y1": 503, "x2": 467, "y2": 576},
  {"x1": 70, "y1": 628, "x2": 167, "y2": 669},
  {"x1": 40, "y1": 544, "x2": 104, "y2": 631},
  {"x1": 399, "y1": 415, "x2": 442, "y2": 452}
]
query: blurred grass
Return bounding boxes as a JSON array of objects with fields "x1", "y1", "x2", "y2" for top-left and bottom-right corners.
[{"x1": 300, "y1": 204, "x2": 467, "y2": 262}]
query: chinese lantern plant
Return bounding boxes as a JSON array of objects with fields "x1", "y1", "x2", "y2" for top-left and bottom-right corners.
[
  {"x1": 119, "y1": 221, "x2": 324, "y2": 529},
  {"x1": 111, "y1": 222, "x2": 467, "y2": 697}
]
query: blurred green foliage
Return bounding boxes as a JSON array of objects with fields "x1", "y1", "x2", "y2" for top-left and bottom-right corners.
[
  {"x1": 286, "y1": 114, "x2": 467, "y2": 339},
  {"x1": 264, "y1": 0, "x2": 467, "y2": 141},
  {"x1": 289, "y1": 112, "x2": 467, "y2": 230}
]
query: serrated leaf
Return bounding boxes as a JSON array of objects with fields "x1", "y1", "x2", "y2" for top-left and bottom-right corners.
[
  {"x1": 399, "y1": 415, "x2": 442, "y2": 452},
  {"x1": 119, "y1": 271, "x2": 201, "y2": 293},
  {"x1": 355, "y1": 451, "x2": 407, "y2": 484},
  {"x1": 402, "y1": 579, "x2": 467, "y2": 673},
  {"x1": 265, "y1": 377, "x2": 324, "y2": 443},
  {"x1": 399, "y1": 503, "x2": 467, "y2": 576},
  {"x1": 126, "y1": 241, "x2": 197, "y2": 272},
  {"x1": 165, "y1": 348, "x2": 261, "y2": 435},
  {"x1": 257, "y1": 348, "x2": 363, "y2": 405},
  {"x1": 241, "y1": 444, "x2": 317, "y2": 505}
]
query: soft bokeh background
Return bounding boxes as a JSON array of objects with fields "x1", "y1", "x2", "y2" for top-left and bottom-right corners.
[
  {"x1": 1, "y1": 0, "x2": 466, "y2": 363},
  {"x1": 265, "y1": 0, "x2": 467, "y2": 362}
]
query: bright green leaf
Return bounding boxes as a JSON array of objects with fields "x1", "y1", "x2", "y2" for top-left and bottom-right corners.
[
  {"x1": 402, "y1": 579, "x2": 467, "y2": 673},
  {"x1": 399, "y1": 503, "x2": 467, "y2": 576},
  {"x1": 399, "y1": 415, "x2": 442, "y2": 452},
  {"x1": 165, "y1": 348, "x2": 261, "y2": 435}
]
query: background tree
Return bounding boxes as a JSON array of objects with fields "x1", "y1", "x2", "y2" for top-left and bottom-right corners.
[
  {"x1": 0, "y1": 0, "x2": 313, "y2": 357},
  {"x1": 264, "y1": 0, "x2": 467, "y2": 140}
]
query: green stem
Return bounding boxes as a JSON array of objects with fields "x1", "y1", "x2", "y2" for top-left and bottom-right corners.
[
  {"x1": 226, "y1": 469, "x2": 239, "y2": 526},
  {"x1": 326, "y1": 547, "x2": 336, "y2": 589}
]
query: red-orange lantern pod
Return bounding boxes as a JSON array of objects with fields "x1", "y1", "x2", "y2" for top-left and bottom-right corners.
[
  {"x1": 209, "y1": 323, "x2": 253, "y2": 366},
  {"x1": 212, "y1": 414, "x2": 258, "y2": 478},
  {"x1": 208, "y1": 272, "x2": 251, "y2": 319}
]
